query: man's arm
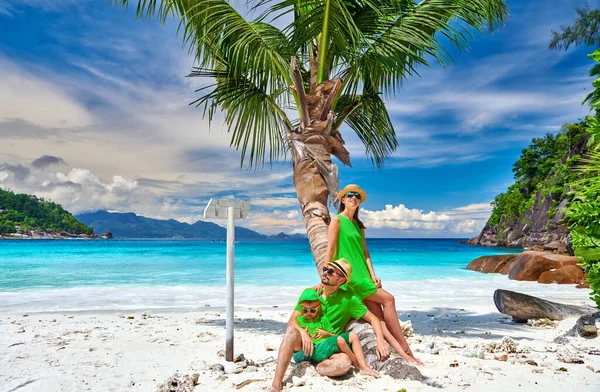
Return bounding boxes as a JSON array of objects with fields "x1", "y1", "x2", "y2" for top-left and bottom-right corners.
[
  {"x1": 361, "y1": 310, "x2": 390, "y2": 360},
  {"x1": 288, "y1": 310, "x2": 314, "y2": 356}
]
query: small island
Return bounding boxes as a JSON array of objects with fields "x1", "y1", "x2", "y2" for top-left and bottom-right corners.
[{"x1": 0, "y1": 188, "x2": 94, "y2": 239}]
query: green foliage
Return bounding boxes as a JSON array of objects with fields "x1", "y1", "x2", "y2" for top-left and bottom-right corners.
[
  {"x1": 549, "y1": 3, "x2": 600, "y2": 51},
  {"x1": 490, "y1": 119, "x2": 588, "y2": 230},
  {"x1": 512, "y1": 123, "x2": 588, "y2": 197},
  {"x1": 584, "y1": 50, "x2": 600, "y2": 114},
  {"x1": 112, "y1": 0, "x2": 509, "y2": 168},
  {"x1": 488, "y1": 184, "x2": 530, "y2": 225},
  {"x1": 0, "y1": 188, "x2": 92, "y2": 235},
  {"x1": 567, "y1": 51, "x2": 600, "y2": 308}
]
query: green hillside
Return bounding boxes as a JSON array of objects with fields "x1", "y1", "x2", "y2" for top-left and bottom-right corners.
[
  {"x1": 488, "y1": 121, "x2": 589, "y2": 231},
  {"x1": 0, "y1": 188, "x2": 92, "y2": 235}
]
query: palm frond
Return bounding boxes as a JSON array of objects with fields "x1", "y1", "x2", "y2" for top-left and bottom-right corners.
[
  {"x1": 343, "y1": 0, "x2": 508, "y2": 97},
  {"x1": 334, "y1": 92, "x2": 398, "y2": 168},
  {"x1": 109, "y1": 0, "x2": 178, "y2": 21},
  {"x1": 190, "y1": 67, "x2": 293, "y2": 168},
  {"x1": 113, "y1": 1, "x2": 295, "y2": 97},
  {"x1": 258, "y1": 0, "x2": 367, "y2": 68}
]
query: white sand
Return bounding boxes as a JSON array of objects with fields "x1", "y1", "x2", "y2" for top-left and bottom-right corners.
[{"x1": 1, "y1": 278, "x2": 599, "y2": 392}]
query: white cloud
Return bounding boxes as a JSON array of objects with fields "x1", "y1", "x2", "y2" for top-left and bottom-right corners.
[
  {"x1": 360, "y1": 201, "x2": 493, "y2": 236},
  {"x1": 0, "y1": 59, "x2": 95, "y2": 129},
  {"x1": 251, "y1": 197, "x2": 299, "y2": 208}
]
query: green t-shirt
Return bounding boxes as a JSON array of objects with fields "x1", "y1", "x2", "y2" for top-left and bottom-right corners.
[
  {"x1": 297, "y1": 314, "x2": 332, "y2": 344},
  {"x1": 295, "y1": 285, "x2": 367, "y2": 335}
]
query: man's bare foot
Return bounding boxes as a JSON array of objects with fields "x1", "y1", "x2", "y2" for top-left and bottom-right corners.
[
  {"x1": 358, "y1": 366, "x2": 380, "y2": 378},
  {"x1": 267, "y1": 387, "x2": 280, "y2": 392}
]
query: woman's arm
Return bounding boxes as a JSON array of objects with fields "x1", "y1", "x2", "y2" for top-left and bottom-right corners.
[
  {"x1": 324, "y1": 216, "x2": 341, "y2": 266},
  {"x1": 362, "y1": 229, "x2": 381, "y2": 287}
]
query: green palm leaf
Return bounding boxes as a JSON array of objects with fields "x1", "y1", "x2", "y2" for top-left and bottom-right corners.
[
  {"x1": 334, "y1": 91, "x2": 398, "y2": 168},
  {"x1": 343, "y1": 0, "x2": 508, "y2": 96},
  {"x1": 190, "y1": 66, "x2": 293, "y2": 167}
]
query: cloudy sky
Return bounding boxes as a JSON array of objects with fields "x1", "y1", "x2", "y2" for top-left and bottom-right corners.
[{"x1": 0, "y1": 0, "x2": 595, "y2": 237}]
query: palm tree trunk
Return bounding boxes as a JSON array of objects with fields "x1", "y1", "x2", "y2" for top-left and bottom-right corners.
[
  {"x1": 347, "y1": 320, "x2": 428, "y2": 382},
  {"x1": 291, "y1": 137, "x2": 333, "y2": 271},
  {"x1": 288, "y1": 64, "x2": 426, "y2": 380}
]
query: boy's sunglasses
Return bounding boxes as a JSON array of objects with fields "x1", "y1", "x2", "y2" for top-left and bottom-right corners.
[
  {"x1": 302, "y1": 308, "x2": 318, "y2": 314},
  {"x1": 322, "y1": 266, "x2": 341, "y2": 277},
  {"x1": 345, "y1": 191, "x2": 361, "y2": 200}
]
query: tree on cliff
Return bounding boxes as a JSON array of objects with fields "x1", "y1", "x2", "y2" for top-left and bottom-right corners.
[
  {"x1": 567, "y1": 50, "x2": 600, "y2": 307},
  {"x1": 549, "y1": 2, "x2": 600, "y2": 51},
  {"x1": 549, "y1": 3, "x2": 600, "y2": 307},
  {"x1": 113, "y1": 0, "x2": 508, "y2": 268}
]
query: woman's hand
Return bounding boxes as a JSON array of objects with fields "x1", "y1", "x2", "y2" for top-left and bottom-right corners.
[
  {"x1": 372, "y1": 276, "x2": 382, "y2": 288},
  {"x1": 312, "y1": 282, "x2": 324, "y2": 292},
  {"x1": 312, "y1": 329, "x2": 332, "y2": 340},
  {"x1": 300, "y1": 328, "x2": 314, "y2": 356},
  {"x1": 376, "y1": 341, "x2": 390, "y2": 360}
]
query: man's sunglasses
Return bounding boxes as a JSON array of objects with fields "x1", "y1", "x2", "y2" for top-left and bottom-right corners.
[
  {"x1": 345, "y1": 191, "x2": 362, "y2": 200},
  {"x1": 322, "y1": 266, "x2": 341, "y2": 277},
  {"x1": 302, "y1": 307, "x2": 319, "y2": 314}
]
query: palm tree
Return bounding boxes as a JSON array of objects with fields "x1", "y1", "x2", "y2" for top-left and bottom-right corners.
[{"x1": 112, "y1": 0, "x2": 508, "y2": 270}]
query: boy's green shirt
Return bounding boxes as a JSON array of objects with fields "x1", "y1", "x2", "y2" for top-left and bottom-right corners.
[{"x1": 296, "y1": 313, "x2": 332, "y2": 344}]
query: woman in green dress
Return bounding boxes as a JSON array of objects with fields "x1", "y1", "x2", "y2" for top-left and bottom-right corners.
[{"x1": 325, "y1": 184, "x2": 422, "y2": 365}]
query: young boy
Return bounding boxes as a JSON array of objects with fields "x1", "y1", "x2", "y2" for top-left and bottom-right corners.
[{"x1": 292, "y1": 288, "x2": 379, "y2": 378}]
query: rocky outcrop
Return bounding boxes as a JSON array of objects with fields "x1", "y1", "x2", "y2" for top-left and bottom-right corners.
[
  {"x1": 467, "y1": 251, "x2": 586, "y2": 286},
  {"x1": 0, "y1": 229, "x2": 95, "y2": 239},
  {"x1": 467, "y1": 189, "x2": 570, "y2": 249},
  {"x1": 468, "y1": 136, "x2": 588, "y2": 250},
  {"x1": 508, "y1": 252, "x2": 579, "y2": 281},
  {"x1": 467, "y1": 254, "x2": 520, "y2": 274},
  {"x1": 538, "y1": 265, "x2": 585, "y2": 285}
]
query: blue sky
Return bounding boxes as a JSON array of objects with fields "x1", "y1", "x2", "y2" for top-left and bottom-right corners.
[{"x1": 0, "y1": 0, "x2": 596, "y2": 237}]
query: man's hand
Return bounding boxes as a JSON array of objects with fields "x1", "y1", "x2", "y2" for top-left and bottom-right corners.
[
  {"x1": 300, "y1": 328, "x2": 314, "y2": 356},
  {"x1": 312, "y1": 282, "x2": 324, "y2": 291},
  {"x1": 312, "y1": 329, "x2": 332, "y2": 340},
  {"x1": 376, "y1": 341, "x2": 390, "y2": 361},
  {"x1": 372, "y1": 276, "x2": 382, "y2": 288}
]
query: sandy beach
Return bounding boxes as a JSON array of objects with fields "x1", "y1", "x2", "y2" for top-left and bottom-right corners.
[{"x1": 1, "y1": 277, "x2": 599, "y2": 392}]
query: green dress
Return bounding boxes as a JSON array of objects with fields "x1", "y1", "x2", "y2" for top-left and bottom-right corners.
[{"x1": 335, "y1": 214, "x2": 378, "y2": 300}]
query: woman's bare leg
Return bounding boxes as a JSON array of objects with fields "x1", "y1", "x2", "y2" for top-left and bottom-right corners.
[
  {"x1": 364, "y1": 300, "x2": 419, "y2": 364},
  {"x1": 364, "y1": 292, "x2": 423, "y2": 365}
]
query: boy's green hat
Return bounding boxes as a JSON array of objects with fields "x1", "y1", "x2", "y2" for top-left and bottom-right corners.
[{"x1": 298, "y1": 288, "x2": 320, "y2": 303}]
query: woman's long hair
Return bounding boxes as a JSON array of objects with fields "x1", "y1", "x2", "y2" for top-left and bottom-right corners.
[{"x1": 338, "y1": 201, "x2": 366, "y2": 229}]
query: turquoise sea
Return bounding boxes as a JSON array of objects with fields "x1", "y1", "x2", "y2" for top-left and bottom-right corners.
[{"x1": 0, "y1": 238, "x2": 520, "y2": 313}]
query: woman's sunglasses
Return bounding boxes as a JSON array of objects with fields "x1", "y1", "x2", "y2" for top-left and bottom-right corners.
[
  {"x1": 302, "y1": 307, "x2": 319, "y2": 314},
  {"x1": 345, "y1": 191, "x2": 362, "y2": 200}
]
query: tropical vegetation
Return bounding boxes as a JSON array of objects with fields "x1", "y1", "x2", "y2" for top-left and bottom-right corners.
[
  {"x1": 0, "y1": 187, "x2": 92, "y2": 235},
  {"x1": 488, "y1": 122, "x2": 588, "y2": 229},
  {"x1": 566, "y1": 50, "x2": 600, "y2": 307},
  {"x1": 113, "y1": 0, "x2": 509, "y2": 268}
]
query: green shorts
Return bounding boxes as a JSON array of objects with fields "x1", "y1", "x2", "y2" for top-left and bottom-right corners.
[{"x1": 292, "y1": 332, "x2": 351, "y2": 363}]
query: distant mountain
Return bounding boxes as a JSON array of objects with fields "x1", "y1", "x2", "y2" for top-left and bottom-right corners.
[
  {"x1": 270, "y1": 232, "x2": 306, "y2": 240},
  {"x1": 75, "y1": 210, "x2": 303, "y2": 239}
]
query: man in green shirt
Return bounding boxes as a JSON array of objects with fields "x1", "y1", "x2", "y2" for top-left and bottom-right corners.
[{"x1": 268, "y1": 258, "x2": 389, "y2": 392}]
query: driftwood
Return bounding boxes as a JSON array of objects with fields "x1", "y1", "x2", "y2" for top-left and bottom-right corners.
[
  {"x1": 346, "y1": 320, "x2": 427, "y2": 382},
  {"x1": 494, "y1": 289, "x2": 594, "y2": 322}
]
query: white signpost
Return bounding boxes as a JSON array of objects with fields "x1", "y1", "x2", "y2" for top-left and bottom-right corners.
[{"x1": 204, "y1": 199, "x2": 251, "y2": 362}]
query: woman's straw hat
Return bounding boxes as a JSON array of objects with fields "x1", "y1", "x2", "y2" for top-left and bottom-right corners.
[{"x1": 336, "y1": 184, "x2": 367, "y2": 202}]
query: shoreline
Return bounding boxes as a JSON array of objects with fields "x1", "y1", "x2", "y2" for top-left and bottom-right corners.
[{"x1": 0, "y1": 276, "x2": 593, "y2": 315}]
